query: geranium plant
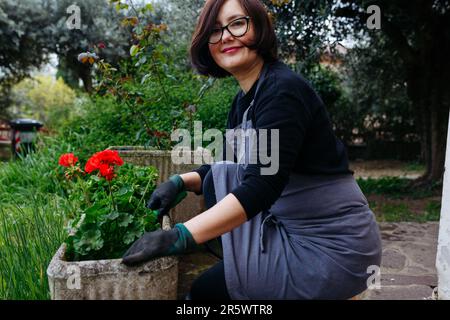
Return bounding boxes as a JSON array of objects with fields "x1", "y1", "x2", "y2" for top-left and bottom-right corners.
[{"x1": 58, "y1": 149, "x2": 159, "y2": 261}]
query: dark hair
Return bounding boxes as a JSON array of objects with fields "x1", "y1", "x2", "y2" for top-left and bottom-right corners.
[{"x1": 190, "y1": 0, "x2": 278, "y2": 78}]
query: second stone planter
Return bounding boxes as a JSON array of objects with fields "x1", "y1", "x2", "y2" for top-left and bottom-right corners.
[{"x1": 107, "y1": 146, "x2": 206, "y2": 224}]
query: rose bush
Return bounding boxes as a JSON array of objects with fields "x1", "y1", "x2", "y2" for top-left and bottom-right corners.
[{"x1": 57, "y1": 150, "x2": 159, "y2": 261}]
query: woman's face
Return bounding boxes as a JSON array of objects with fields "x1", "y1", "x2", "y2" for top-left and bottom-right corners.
[{"x1": 208, "y1": 0, "x2": 260, "y2": 75}]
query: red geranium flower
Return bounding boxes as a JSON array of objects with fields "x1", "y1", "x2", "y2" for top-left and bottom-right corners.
[
  {"x1": 58, "y1": 153, "x2": 78, "y2": 167},
  {"x1": 85, "y1": 150, "x2": 124, "y2": 181}
]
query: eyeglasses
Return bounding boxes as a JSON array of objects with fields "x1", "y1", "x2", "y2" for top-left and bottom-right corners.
[{"x1": 208, "y1": 16, "x2": 251, "y2": 44}]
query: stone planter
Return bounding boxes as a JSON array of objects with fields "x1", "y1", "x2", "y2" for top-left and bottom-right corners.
[
  {"x1": 47, "y1": 216, "x2": 178, "y2": 300},
  {"x1": 107, "y1": 146, "x2": 206, "y2": 224}
]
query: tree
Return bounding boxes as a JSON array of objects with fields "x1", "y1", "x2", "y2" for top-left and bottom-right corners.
[
  {"x1": 263, "y1": 0, "x2": 336, "y2": 74},
  {"x1": 334, "y1": 0, "x2": 450, "y2": 185},
  {"x1": 46, "y1": 0, "x2": 131, "y2": 92},
  {"x1": 10, "y1": 75, "x2": 77, "y2": 128},
  {"x1": 342, "y1": 34, "x2": 416, "y2": 149},
  {"x1": 0, "y1": 0, "x2": 53, "y2": 118},
  {"x1": 162, "y1": 0, "x2": 205, "y2": 70}
]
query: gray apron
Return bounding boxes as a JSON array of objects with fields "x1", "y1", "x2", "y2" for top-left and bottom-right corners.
[{"x1": 210, "y1": 64, "x2": 382, "y2": 300}]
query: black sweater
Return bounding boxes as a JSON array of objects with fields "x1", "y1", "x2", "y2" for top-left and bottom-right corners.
[{"x1": 191, "y1": 60, "x2": 353, "y2": 220}]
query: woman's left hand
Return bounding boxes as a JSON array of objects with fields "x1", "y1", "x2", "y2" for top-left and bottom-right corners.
[{"x1": 122, "y1": 223, "x2": 197, "y2": 266}]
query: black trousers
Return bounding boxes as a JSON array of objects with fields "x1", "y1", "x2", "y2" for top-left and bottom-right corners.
[{"x1": 189, "y1": 170, "x2": 231, "y2": 301}]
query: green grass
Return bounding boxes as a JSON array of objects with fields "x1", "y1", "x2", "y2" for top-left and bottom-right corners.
[
  {"x1": 358, "y1": 176, "x2": 442, "y2": 223},
  {"x1": 423, "y1": 200, "x2": 441, "y2": 221},
  {"x1": 0, "y1": 137, "x2": 71, "y2": 203},
  {"x1": 357, "y1": 177, "x2": 437, "y2": 198},
  {"x1": 404, "y1": 161, "x2": 426, "y2": 172},
  {"x1": 370, "y1": 200, "x2": 441, "y2": 223},
  {"x1": 0, "y1": 194, "x2": 66, "y2": 299},
  {"x1": 0, "y1": 135, "x2": 77, "y2": 299}
]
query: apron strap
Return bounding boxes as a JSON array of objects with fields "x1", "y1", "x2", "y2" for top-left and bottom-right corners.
[
  {"x1": 242, "y1": 62, "x2": 270, "y2": 129},
  {"x1": 259, "y1": 210, "x2": 284, "y2": 253},
  {"x1": 236, "y1": 62, "x2": 271, "y2": 182}
]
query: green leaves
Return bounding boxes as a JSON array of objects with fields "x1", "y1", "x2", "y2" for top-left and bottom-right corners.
[
  {"x1": 118, "y1": 212, "x2": 133, "y2": 228},
  {"x1": 123, "y1": 223, "x2": 143, "y2": 245},
  {"x1": 130, "y1": 45, "x2": 140, "y2": 57},
  {"x1": 73, "y1": 228, "x2": 104, "y2": 255},
  {"x1": 64, "y1": 164, "x2": 159, "y2": 261},
  {"x1": 115, "y1": 2, "x2": 129, "y2": 12}
]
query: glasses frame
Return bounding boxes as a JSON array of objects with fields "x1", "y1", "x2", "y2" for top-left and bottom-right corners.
[{"x1": 208, "y1": 16, "x2": 251, "y2": 44}]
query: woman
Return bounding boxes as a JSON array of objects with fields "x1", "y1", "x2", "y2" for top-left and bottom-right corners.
[{"x1": 122, "y1": 0, "x2": 382, "y2": 300}]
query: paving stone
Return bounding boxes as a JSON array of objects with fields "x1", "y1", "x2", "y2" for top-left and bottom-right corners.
[
  {"x1": 398, "y1": 243, "x2": 437, "y2": 270},
  {"x1": 381, "y1": 248, "x2": 407, "y2": 270},
  {"x1": 362, "y1": 285, "x2": 435, "y2": 300},
  {"x1": 381, "y1": 274, "x2": 437, "y2": 287}
]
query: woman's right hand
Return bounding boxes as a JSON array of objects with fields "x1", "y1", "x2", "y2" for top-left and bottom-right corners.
[{"x1": 147, "y1": 175, "x2": 187, "y2": 219}]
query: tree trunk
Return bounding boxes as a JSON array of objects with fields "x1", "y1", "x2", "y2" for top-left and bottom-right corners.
[
  {"x1": 429, "y1": 102, "x2": 446, "y2": 183},
  {"x1": 78, "y1": 66, "x2": 93, "y2": 93},
  {"x1": 407, "y1": 46, "x2": 449, "y2": 187}
]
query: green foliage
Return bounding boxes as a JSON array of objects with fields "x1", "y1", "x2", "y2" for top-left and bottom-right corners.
[
  {"x1": 0, "y1": 136, "x2": 73, "y2": 201},
  {"x1": 424, "y1": 200, "x2": 441, "y2": 221},
  {"x1": 88, "y1": 1, "x2": 191, "y2": 148},
  {"x1": 305, "y1": 65, "x2": 353, "y2": 143},
  {"x1": 0, "y1": 0, "x2": 55, "y2": 116},
  {"x1": 357, "y1": 177, "x2": 438, "y2": 199},
  {"x1": 370, "y1": 199, "x2": 441, "y2": 223},
  {"x1": 10, "y1": 75, "x2": 77, "y2": 130},
  {"x1": 357, "y1": 177, "x2": 411, "y2": 197},
  {"x1": 342, "y1": 38, "x2": 416, "y2": 145},
  {"x1": 0, "y1": 194, "x2": 66, "y2": 300},
  {"x1": 161, "y1": 0, "x2": 205, "y2": 66},
  {"x1": 195, "y1": 77, "x2": 239, "y2": 132},
  {"x1": 405, "y1": 161, "x2": 426, "y2": 172},
  {"x1": 58, "y1": 95, "x2": 145, "y2": 158},
  {"x1": 59, "y1": 71, "x2": 227, "y2": 154},
  {"x1": 0, "y1": 136, "x2": 75, "y2": 299},
  {"x1": 372, "y1": 202, "x2": 417, "y2": 223},
  {"x1": 69, "y1": 1, "x2": 238, "y2": 150},
  {"x1": 263, "y1": 0, "x2": 336, "y2": 73},
  {"x1": 48, "y1": 0, "x2": 140, "y2": 92},
  {"x1": 0, "y1": 0, "x2": 52, "y2": 84},
  {"x1": 63, "y1": 163, "x2": 160, "y2": 261}
]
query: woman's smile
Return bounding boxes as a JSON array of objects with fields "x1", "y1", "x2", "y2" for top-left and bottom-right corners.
[{"x1": 222, "y1": 46, "x2": 243, "y2": 54}]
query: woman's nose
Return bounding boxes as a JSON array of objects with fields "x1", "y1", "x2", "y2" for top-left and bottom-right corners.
[{"x1": 221, "y1": 28, "x2": 234, "y2": 42}]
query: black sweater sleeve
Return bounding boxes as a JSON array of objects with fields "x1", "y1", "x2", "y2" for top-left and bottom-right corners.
[{"x1": 230, "y1": 78, "x2": 315, "y2": 220}]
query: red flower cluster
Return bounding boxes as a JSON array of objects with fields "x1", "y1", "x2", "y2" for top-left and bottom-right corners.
[
  {"x1": 58, "y1": 153, "x2": 78, "y2": 167},
  {"x1": 85, "y1": 150, "x2": 124, "y2": 181}
]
